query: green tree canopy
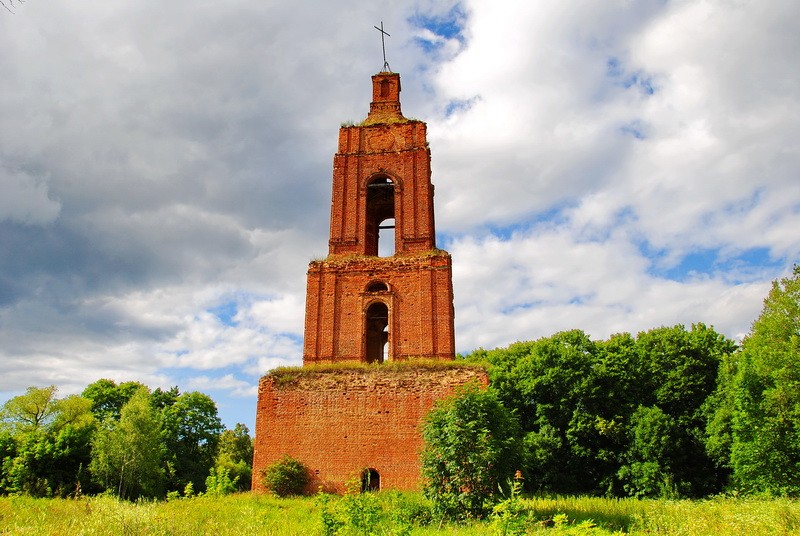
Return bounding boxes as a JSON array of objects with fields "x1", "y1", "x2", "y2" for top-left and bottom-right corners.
[
  {"x1": 82, "y1": 379, "x2": 146, "y2": 423},
  {"x1": 90, "y1": 387, "x2": 165, "y2": 500},
  {"x1": 421, "y1": 383, "x2": 521, "y2": 520},
  {"x1": 465, "y1": 324, "x2": 734, "y2": 497},
  {"x1": 215, "y1": 423, "x2": 254, "y2": 491},
  {"x1": 0, "y1": 386, "x2": 60, "y2": 434},
  {"x1": 0, "y1": 387, "x2": 95, "y2": 497},
  {"x1": 718, "y1": 265, "x2": 800, "y2": 495},
  {"x1": 161, "y1": 391, "x2": 223, "y2": 493}
]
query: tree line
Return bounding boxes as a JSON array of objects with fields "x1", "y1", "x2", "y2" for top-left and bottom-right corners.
[
  {"x1": 423, "y1": 265, "x2": 800, "y2": 517},
  {"x1": 0, "y1": 380, "x2": 253, "y2": 499},
  {"x1": 3, "y1": 266, "x2": 798, "y2": 504}
]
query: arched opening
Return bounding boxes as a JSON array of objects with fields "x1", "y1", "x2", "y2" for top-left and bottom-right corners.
[
  {"x1": 365, "y1": 302, "x2": 389, "y2": 364},
  {"x1": 366, "y1": 176, "x2": 395, "y2": 257},
  {"x1": 366, "y1": 281, "x2": 388, "y2": 293},
  {"x1": 361, "y1": 468, "x2": 380, "y2": 492}
]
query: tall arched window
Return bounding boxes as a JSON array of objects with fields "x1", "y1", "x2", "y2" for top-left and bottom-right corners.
[
  {"x1": 366, "y1": 176, "x2": 395, "y2": 257},
  {"x1": 365, "y1": 302, "x2": 389, "y2": 364}
]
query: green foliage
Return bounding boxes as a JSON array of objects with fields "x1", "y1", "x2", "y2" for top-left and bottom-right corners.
[
  {"x1": 215, "y1": 423, "x2": 253, "y2": 491},
  {"x1": 262, "y1": 455, "x2": 310, "y2": 497},
  {"x1": 715, "y1": 265, "x2": 800, "y2": 495},
  {"x1": 490, "y1": 476, "x2": 528, "y2": 536},
  {"x1": 81, "y1": 379, "x2": 146, "y2": 423},
  {"x1": 89, "y1": 388, "x2": 165, "y2": 500},
  {"x1": 204, "y1": 466, "x2": 238, "y2": 497},
  {"x1": 333, "y1": 481, "x2": 382, "y2": 534},
  {"x1": 617, "y1": 406, "x2": 680, "y2": 498},
  {"x1": 161, "y1": 391, "x2": 224, "y2": 494},
  {"x1": 0, "y1": 386, "x2": 60, "y2": 434},
  {"x1": 2, "y1": 379, "x2": 229, "y2": 500},
  {"x1": 4, "y1": 493, "x2": 800, "y2": 535},
  {"x1": 421, "y1": 383, "x2": 522, "y2": 520},
  {"x1": 316, "y1": 488, "x2": 432, "y2": 536},
  {"x1": 0, "y1": 387, "x2": 95, "y2": 497},
  {"x1": 465, "y1": 325, "x2": 734, "y2": 497}
]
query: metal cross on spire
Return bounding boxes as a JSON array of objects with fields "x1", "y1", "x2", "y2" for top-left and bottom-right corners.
[{"x1": 374, "y1": 21, "x2": 392, "y2": 72}]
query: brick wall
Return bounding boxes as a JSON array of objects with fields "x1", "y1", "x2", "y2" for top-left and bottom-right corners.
[
  {"x1": 251, "y1": 365, "x2": 489, "y2": 493},
  {"x1": 329, "y1": 120, "x2": 436, "y2": 256},
  {"x1": 303, "y1": 251, "x2": 455, "y2": 364}
]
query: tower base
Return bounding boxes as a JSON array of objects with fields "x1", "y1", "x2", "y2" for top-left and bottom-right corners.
[{"x1": 251, "y1": 363, "x2": 488, "y2": 493}]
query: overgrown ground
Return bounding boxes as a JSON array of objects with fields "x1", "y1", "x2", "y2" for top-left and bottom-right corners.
[{"x1": 1, "y1": 492, "x2": 799, "y2": 535}]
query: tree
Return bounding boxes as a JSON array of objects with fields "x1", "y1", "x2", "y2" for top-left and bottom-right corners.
[
  {"x1": 215, "y1": 423, "x2": 254, "y2": 491},
  {"x1": 617, "y1": 406, "x2": 681, "y2": 498},
  {"x1": 82, "y1": 379, "x2": 146, "y2": 423},
  {"x1": 718, "y1": 265, "x2": 800, "y2": 495},
  {"x1": 0, "y1": 0, "x2": 23, "y2": 14},
  {"x1": 90, "y1": 387, "x2": 165, "y2": 499},
  {"x1": 0, "y1": 386, "x2": 59, "y2": 434},
  {"x1": 421, "y1": 383, "x2": 521, "y2": 520},
  {"x1": 631, "y1": 324, "x2": 735, "y2": 497},
  {"x1": 0, "y1": 388, "x2": 95, "y2": 497},
  {"x1": 465, "y1": 325, "x2": 734, "y2": 497},
  {"x1": 161, "y1": 391, "x2": 223, "y2": 493}
]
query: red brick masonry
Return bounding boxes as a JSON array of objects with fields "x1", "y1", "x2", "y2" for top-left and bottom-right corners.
[
  {"x1": 251, "y1": 365, "x2": 489, "y2": 493},
  {"x1": 252, "y1": 71, "x2": 471, "y2": 493}
]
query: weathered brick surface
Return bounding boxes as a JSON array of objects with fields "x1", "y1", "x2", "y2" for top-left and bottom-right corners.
[
  {"x1": 303, "y1": 71, "x2": 454, "y2": 365},
  {"x1": 303, "y1": 252, "x2": 455, "y2": 363},
  {"x1": 251, "y1": 366, "x2": 489, "y2": 493},
  {"x1": 252, "y1": 71, "x2": 468, "y2": 493}
]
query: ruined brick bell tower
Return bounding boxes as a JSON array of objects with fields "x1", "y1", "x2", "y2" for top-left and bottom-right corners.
[
  {"x1": 251, "y1": 71, "x2": 486, "y2": 493},
  {"x1": 303, "y1": 71, "x2": 456, "y2": 365}
]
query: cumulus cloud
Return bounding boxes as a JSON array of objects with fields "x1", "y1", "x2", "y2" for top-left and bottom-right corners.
[{"x1": 1, "y1": 0, "x2": 797, "y2": 429}]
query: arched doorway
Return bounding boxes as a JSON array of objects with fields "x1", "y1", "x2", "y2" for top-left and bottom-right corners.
[
  {"x1": 365, "y1": 302, "x2": 389, "y2": 364},
  {"x1": 361, "y1": 468, "x2": 380, "y2": 492}
]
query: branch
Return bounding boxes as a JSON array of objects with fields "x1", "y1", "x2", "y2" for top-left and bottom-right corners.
[{"x1": 1, "y1": 0, "x2": 24, "y2": 14}]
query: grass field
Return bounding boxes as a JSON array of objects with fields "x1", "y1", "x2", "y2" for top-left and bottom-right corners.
[{"x1": 1, "y1": 492, "x2": 799, "y2": 535}]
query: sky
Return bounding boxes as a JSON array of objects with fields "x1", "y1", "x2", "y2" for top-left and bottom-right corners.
[{"x1": 1, "y1": 0, "x2": 798, "y2": 431}]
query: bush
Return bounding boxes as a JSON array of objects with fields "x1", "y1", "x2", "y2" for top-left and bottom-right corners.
[
  {"x1": 421, "y1": 383, "x2": 522, "y2": 520},
  {"x1": 261, "y1": 455, "x2": 310, "y2": 497},
  {"x1": 205, "y1": 466, "x2": 238, "y2": 496}
]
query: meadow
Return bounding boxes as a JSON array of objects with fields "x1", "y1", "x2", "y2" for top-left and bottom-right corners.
[{"x1": 1, "y1": 492, "x2": 799, "y2": 535}]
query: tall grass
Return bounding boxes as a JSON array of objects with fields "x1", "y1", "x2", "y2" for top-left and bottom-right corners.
[
  {"x1": 515, "y1": 495, "x2": 800, "y2": 535},
  {"x1": 0, "y1": 493, "x2": 315, "y2": 535},
  {"x1": 0, "y1": 493, "x2": 798, "y2": 535}
]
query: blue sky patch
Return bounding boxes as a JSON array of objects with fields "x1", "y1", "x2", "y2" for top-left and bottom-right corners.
[
  {"x1": 410, "y1": 3, "x2": 467, "y2": 53},
  {"x1": 607, "y1": 57, "x2": 657, "y2": 96},
  {"x1": 647, "y1": 246, "x2": 781, "y2": 283},
  {"x1": 444, "y1": 97, "x2": 478, "y2": 117},
  {"x1": 209, "y1": 300, "x2": 238, "y2": 327}
]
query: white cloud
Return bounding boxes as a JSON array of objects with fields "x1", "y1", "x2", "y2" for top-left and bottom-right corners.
[{"x1": 0, "y1": 0, "x2": 797, "y2": 430}]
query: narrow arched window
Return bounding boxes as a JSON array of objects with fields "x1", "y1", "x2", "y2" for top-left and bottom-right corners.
[
  {"x1": 365, "y1": 302, "x2": 389, "y2": 364},
  {"x1": 366, "y1": 176, "x2": 395, "y2": 257}
]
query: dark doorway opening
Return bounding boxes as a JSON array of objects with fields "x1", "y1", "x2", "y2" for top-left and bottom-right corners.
[{"x1": 361, "y1": 468, "x2": 380, "y2": 492}]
